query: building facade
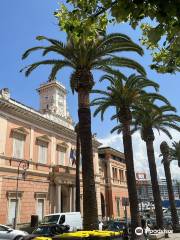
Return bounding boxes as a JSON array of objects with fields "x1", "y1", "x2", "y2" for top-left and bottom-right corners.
[
  {"x1": 99, "y1": 147, "x2": 129, "y2": 220},
  {"x1": 0, "y1": 80, "x2": 129, "y2": 226},
  {"x1": 136, "y1": 172, "x2": 180, "y2": 205}
]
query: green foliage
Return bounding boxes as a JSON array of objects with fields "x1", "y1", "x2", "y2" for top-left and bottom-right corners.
[
  {"x1": 170, "y1": 141, "x2": 180, "y2": 167},
  {"x1": 141, "y1": 23, "x2": 180, "y2": 73},
  {"x1": 67, "y1": 0, "x2": 180, "y2": 73},
  {"x1": 91, "y1": 70, "x2": 159, "y2": 124},
  {"x1": 21, "y1": 33, "x2": 145, "y2": 94},
  {"x1": 109, "y1": 0, "x2": 180, "y2": 73},
  {"x1": 131, "y1": 100, "x2": 180, "y2": 141},
  {"x1": 55, "y1": 1, "x2": 108, "y2": 45}
]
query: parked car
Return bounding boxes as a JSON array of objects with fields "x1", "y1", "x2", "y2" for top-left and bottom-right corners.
[
  {"x1": 23, "y1": 224, "x2": 69, "y2": 240},
  {"x1": 41, "y1": 212, "x2": 82, "y2": 231},
  {"x1": 0, "y1": 224, "x2": 28, "y2": 240},
  {"x1": 102, "y1": 220, "x2": 130, "y2": 240}
]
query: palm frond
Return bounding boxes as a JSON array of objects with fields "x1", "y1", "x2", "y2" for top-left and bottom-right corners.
[
  {"x1": 92, "y1": 56, "x2": 146, "y2": 76},
  {"x1": 36, "y1": 35, "x2": 65, "y2": 48},
  {"x1": 147, "y1": 93, "x2": 171, "y2": 106},
  {"x1": 20, "y1": 60, "x2": 70, "y2": 77},
  {"x1": 22, "y1": 46, "x2": 46, "y2": 59},
  {"x1": 48, "y1": 60, "x2": 74, "y2": 81},
  {"x1": 111, "y1": 124, "x2": 122, "y2": 134},
  {"x1": 157, "y1": 127, "x2": 173, "y2": 139},
  {"x1": 91, "y1": 89, "x2": 111, "y2": 96}
]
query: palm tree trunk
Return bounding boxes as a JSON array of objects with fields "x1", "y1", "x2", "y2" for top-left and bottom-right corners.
[
  {"x1": 163, "y1": 161, "x2": 179, "y2": 232},
  {"x1": 122, "y1": 121, "x2": 143, "y2": 240},
  {"x1": 145, "y1": 139, "x2": 164, "y2": 228},
  {"x1": 78, "y1": 89, "x2": 98, "y2": 230},
  {"x1": 75, "y1": 124, "x2": 81, "y2": 212}
]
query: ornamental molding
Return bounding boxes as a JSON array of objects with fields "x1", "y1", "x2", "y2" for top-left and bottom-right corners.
[
  {"x1": 56, "y1": 141, "x2": 68, "y2": 151},
  {"x1": 34, "y1": 192, "x2": 48, "y2": 199},
  {"x1": 36, "y1": 134, "x2": 51, "y2": 143},
  {"x1": 0, "y1": 98, "x2": 102, "y2": 149},
  {"x1": 7, "y1": 191, "x2": 23, "y2": 199},
  {"x1": 0, "y1": 99, "x2": 76, "y2": 142},
  {"x1": 11, "y1": 127, "x2": 29, "y2": 136},
  {"x1": 37, "y1": 80, "x2": 67, "y2": 94}
]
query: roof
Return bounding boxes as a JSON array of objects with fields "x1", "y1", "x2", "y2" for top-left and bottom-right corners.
[{"x1": 98, "y1": 146, "x2": 125, "y2": 158}]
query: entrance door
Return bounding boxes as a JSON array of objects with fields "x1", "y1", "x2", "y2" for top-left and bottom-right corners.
[
  {"x1": 8, "y1": 199, "x2": 18, "y2": 225},
  {"x1": 61, "y1": 186, "x2": 69, "y2": 212},
  {"x1": 101, "y1": 193, "x2": 105, "y2": 218}
]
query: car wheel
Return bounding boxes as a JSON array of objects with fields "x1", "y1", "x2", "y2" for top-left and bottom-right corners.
[{"x1": 14, "y1": 236, "x2": 24, "y2": 240}]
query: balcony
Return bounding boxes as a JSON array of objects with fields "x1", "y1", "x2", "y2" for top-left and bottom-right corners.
[
  {"x1": 112, "y1": 178, "x2": 127, "y2": 186},
  {"x1": 52, "y1": 164, "x2": 76, "y2": 175}
]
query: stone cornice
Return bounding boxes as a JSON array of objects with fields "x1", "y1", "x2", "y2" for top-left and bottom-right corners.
[
  {"x1": 37, "y1": 80, "x2": 67, "y2": 94},
  {"x1": 0, "y1": 97, "x2": 76, "y2": 140},
  {"x1": 98, "y1": 146, "x2": 125, "y2": 159},
  {"x1": 0, "y1": 97, "x2": 102, "y2": 149}
]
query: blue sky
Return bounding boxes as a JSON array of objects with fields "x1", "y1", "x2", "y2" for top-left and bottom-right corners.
[{"x1": 1, "y1": 1, "x2": 180, "y2": 177}]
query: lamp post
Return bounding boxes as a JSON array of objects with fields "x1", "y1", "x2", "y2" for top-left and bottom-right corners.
[{"x1": 13, "y1": 159, "x2": 29, "y2": 229}]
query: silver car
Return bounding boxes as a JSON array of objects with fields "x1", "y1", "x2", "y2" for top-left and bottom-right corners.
[{"x1": 0, "y1": 224, "x2": 28, "y2": 240}]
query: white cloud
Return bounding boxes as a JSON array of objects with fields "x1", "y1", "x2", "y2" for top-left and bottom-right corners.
[{"x1": 98, "y1": 129, "x2": 180, "y2": 180}]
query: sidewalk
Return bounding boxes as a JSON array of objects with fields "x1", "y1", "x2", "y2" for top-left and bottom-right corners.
[{"x1": 167, "y1": 233, "x2": 180, "y2": 239}]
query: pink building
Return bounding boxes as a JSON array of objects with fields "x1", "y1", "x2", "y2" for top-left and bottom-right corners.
[
  {"x1": 0, "y1": 80, "x2": 129, "y2": 226},
  {"x1": 99, "y1": 147, "x2": 129, "y2": 220}
]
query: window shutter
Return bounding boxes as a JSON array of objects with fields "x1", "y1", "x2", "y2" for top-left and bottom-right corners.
[
  {"x1": 38, "y1": 142, "x2": 48, "y2": 164},
  {"x1": 8, "y1": 199, "x2": 18, "y2": 224},
  {"x1": 13, "y1": 135, "x2": 24, "y2": 159},
  {"x1": 57, "y1": 146, "x2": 66, "y2": 166}
]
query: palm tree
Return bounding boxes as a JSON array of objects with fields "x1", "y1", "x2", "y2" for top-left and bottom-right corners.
[
  {"x1": 91, "y1": 72, "x2": 160, "y2": 239},
  {"x1": 75, "y1": 123, "x2": 80, "y2": 212},
  {"x1": 170, "y1": 141, "x2": 180, "y2": 167},
  {"x1": 131, "y1": 102, "x2": 180, "y2": 229},
  {"x1": 21, "y1": 33, "x2": 146, "y2": 229},
  {"x1": 160, "y1": 141, "x2": 180, "y2": 232}
]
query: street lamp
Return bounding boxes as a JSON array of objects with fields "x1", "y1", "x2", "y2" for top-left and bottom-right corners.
[{"x1": 13, "y1": 159, "x2": 29, "y2": 229}]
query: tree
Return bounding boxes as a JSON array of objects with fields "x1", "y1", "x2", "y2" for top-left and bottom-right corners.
[
  {"x1": 75, "y1": 123, "x2": 81, "y2": 212},
  {"x1": 160, "y1": 141, "x2": 180, "y2": 232},
  {"x1": 60, "y1": 0, "x2": 180, "y2": 73},
  {"x1": 130, "y1": 102, "x2": 180, "y2": 229},
  {"x1": 21, "y1": 33, "x2": 145, "y2": 229},
  {"x1": 170, "y1": 141, "x2": 180, "y2": 167},
  {"x1": 91, "y1": 72, "x2": 160, "y2": 239}
]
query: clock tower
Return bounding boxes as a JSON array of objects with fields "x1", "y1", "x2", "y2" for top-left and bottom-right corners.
[{"x1": 37, "y1": 79, "x2": 73, "y2": 129}]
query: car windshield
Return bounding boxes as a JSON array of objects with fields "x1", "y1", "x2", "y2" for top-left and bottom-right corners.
[
  {"x1": 42, "y1": 215, "x2": 59, "y2": 224},
  {"x1": 114, "y1": 222, "x2": 125, "y2": 229},
  {"x1": 33, "y1": 226, "x2": 51, "y2": 235},
  {"x1": 107, "y1": 221, "x2": 126, "y2": 230}
]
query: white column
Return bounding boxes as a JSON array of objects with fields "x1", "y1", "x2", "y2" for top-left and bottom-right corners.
[
  {"x1": 0, "y1": 116, "x2": 7, "y2": 156},
  {"x1": 29, "y1": 128, "x2": 34, "y2": 170},
  {"x1": 80, "y1": 194, "x2": 83, "y2": 215},
  {"x1": 56, "y1": 185, "x2": 61, "y2": 212},
  {"x1": 29, "y1": 128, "x2": 34, "y2": 158},
  {"x1": 51, "y1": 136, "x2": 56, "y2": 165},
  {"x1": 72, "y1": 186, "x2": 76, "y2": 211},
  {"x1": 69, "y1": 186, "x2": 72, "y2": 212}
]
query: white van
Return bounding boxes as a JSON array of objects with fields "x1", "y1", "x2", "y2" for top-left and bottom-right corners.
[{"x1": 41, "y1": 212, "x2": 82, "y2": 231}]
